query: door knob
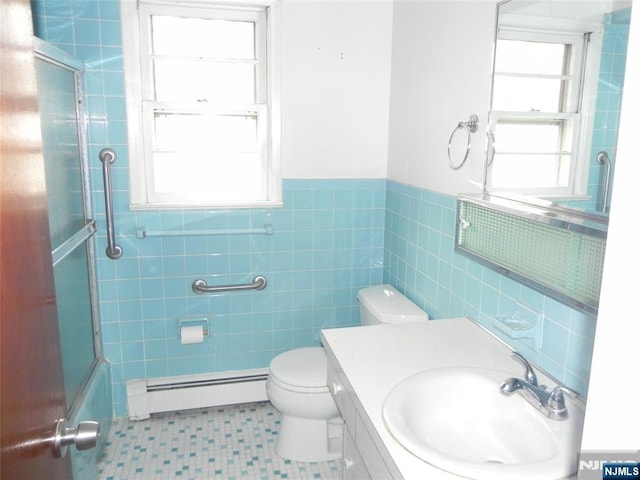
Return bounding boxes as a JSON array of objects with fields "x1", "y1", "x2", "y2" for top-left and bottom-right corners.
[{"x1": 54, "y1": 419, "x2": 100, "y2": 458}]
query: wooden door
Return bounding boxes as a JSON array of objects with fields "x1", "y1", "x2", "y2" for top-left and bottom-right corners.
[{"x1": 0, "y1": 0, "x2": 73, "y2": 478}]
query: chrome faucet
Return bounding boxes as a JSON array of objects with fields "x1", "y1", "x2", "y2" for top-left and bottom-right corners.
[
  {"x1": 500, "y1": 352, "x2": 577, "y2": 420},
  {"x1": 510, "y1": 351, "x2": 538, "y2": 386}
]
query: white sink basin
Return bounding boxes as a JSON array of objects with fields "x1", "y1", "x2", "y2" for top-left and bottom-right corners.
[{"x1": 382, "y1": 367, "x2": 582, "y2": 479}]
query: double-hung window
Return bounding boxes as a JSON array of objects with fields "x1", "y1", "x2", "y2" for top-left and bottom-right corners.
[
  {"x1": 122, "y1": 0, "x2": 281, "y2": 209},
  {"x1": 488, "y1": 28, "x2": 590, "y2": 197}
]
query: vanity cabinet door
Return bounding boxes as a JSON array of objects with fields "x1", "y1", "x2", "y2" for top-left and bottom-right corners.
[
  {"x1": 354, "y1": 410, "x2": 394, "y2": 479},
  {"x1": 327, "y1": 357, "x2": 357, "y2": 429},
  {"x1": 344, "y1": 428, "x2": 371, "y2": 480},
  {"x1": 327, "y1": 351, "x2": 398, "y2": 479}
]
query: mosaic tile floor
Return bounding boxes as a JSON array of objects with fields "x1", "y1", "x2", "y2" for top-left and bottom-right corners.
[{"x1": 97, "y1": 401, "x2": 342, "y2": 480}]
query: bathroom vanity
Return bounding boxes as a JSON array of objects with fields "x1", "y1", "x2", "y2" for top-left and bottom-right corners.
[{"x1": 321, "y1": 317, "x2": 584, "y2": 479}]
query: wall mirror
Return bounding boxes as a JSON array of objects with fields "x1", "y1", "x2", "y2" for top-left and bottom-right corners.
[{"x1": 484, "y1": 0, "x2": 632, "y2": 218}]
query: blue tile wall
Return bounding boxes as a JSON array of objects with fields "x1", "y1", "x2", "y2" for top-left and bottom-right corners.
[
  {"x1": 100, "y1": 179, "x2": 385, "y2": 415},
  {"x1": 383, "y1": 181, "x2": 596, "y2": 396},
  {"x1": 588, "y1": 9, "x2": 630, "y2": 206},
  {"x1": 564, "y1": 8, "x2": 630, "y2": 212}
]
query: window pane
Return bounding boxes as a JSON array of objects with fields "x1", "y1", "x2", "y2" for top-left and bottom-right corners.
[
  {"x1": 488, "y1": 33, "x2": 584, "y2": 196},
  {"x1": 154, "y1": 113, "x2": 258, "y2": 151},
  {"x1": 493, "y1": 75, "x2": 564, "y2": 111},
  {"x1": 492, "y1": 153, "x2": 570, "y2": 188},
  {"x1": 154, "y1": 59, "x2": 255, "y2": 102},
  {"x1": 495, "y1": 39, "x2": 566, "y2": 75},
  {"x1": 495, "y1": 122, "x2": 562, "y2": 153},
  {"x1": 152, "y1": 15, "x2": 255, "y2": 59},
  {"x1": 153, "y1": 152, "x2": 264, "y2": 201}
]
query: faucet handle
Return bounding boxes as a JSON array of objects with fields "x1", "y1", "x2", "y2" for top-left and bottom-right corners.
[
  {"x1": 547, "y1": 386, "x2": 578, "y2": 420},
  {"x1": 510, "y1": 351, "x2": 538, "y2": 386}
]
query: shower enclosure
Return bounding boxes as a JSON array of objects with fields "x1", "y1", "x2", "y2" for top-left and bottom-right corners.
[{"x1": 34, "y1": 38, "x2": 112, "y2": 479}]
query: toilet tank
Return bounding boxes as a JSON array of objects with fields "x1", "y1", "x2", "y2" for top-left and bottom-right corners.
[{"x1": 357, "y1": 284, "x2": 429, "y2": 325}]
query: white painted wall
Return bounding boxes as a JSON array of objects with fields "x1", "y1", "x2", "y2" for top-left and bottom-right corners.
[
  {"x1": 581, "y1": 2, "x2": 640, "y2": 451},
  {"x1": 387, "y1": 0, "x2": 495, "y2": 196},
  {"x1": 281, "y1": 0, "x2": 394, "y2": 179}
]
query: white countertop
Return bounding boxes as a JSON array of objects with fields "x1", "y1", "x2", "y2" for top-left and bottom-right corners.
[{"x1": 320, "y1": 317, "x2": 578, "y2": 479}]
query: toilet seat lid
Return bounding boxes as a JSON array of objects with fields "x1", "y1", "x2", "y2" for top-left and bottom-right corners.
[{"x1": 269, "y1": 347, "x2": 327, "y2": 389}]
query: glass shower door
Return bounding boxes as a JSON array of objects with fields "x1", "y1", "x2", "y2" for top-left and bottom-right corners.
[{"x1": 35, "y1": 46, "x2": 100, "y2": 412}]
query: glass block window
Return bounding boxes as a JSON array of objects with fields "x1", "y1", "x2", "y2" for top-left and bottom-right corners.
[{"x1": 457, "y1": 198, "x2": 606, "y2": 312}]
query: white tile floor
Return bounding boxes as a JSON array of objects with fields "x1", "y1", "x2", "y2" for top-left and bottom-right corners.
[{"x1": 97, "y1": 401, "x2": 342, "y2": 480}]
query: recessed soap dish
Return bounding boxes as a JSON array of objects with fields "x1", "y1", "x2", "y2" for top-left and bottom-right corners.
[
  {"x1": 494, "y1": 315, "x2": 535, "y2": 339},
  {"x1": 493, "y1": 303, "x2": 542, "y2": 341}
]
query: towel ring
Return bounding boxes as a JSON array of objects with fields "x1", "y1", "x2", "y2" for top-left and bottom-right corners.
[{"x1": 447, "y1": 114, "x2": 479, "y2": 170}]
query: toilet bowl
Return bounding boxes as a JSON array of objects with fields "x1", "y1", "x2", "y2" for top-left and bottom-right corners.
[
  {"x1": 267, "y1": 284, "x2": 429, "y2": 462},
  {"x1": 266, "y1": 347, "x2": 342, "y2": 462}
]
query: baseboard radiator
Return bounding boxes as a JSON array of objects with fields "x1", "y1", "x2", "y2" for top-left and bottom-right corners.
[{"x1": 126, "y1": 368, "x2": 269, "y2": 420}]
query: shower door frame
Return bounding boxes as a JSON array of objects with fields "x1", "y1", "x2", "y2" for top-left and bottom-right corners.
[{"x1": 34, "y1": 37, "x2": 104, "y2": 419}]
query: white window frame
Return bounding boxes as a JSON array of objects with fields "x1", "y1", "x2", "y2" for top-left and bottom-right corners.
[
  {"x1": 487, "y1": 25, "x2": 599, "y2": 200},
  {"x1": 121, "y1": 0, "x2": 282, "y2": 209}
]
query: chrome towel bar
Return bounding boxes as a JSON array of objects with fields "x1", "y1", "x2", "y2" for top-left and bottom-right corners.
[
  {"x1": 136, "y1": 224, "x2": 273, "y2": 239},
  {"x1": 52, "y1": 220, "x2": 97, "y2": 267},
  {"x1": 447, "y1": 114, "x2": 479, "y2": 170},
  {"x1": 192, "y1": 276, "x2": 267, "y2": 294},
  {"x1": 99, "y1": 147, "x2": 123, "y2": 259}
]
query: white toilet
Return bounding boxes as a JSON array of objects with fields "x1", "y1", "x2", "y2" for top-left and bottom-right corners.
[{"x1": 266, "y1": 284, "x2": 429, "y2": 462}]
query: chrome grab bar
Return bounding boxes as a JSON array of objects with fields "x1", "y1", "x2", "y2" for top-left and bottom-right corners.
[
  {"x1": 596, "y1": 151, "x2": 611, "y2": 214},
  {"x1": 192, "y1": 276, "x2": 267, "y2": 294},
  {"x1": 99, "y1": 148, "x2": 123, "y2": 259}
]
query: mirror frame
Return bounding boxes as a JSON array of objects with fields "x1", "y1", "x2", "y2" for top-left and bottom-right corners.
[{"x1": 483, "y1": 0, "x2": 631, "y2": 222}]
